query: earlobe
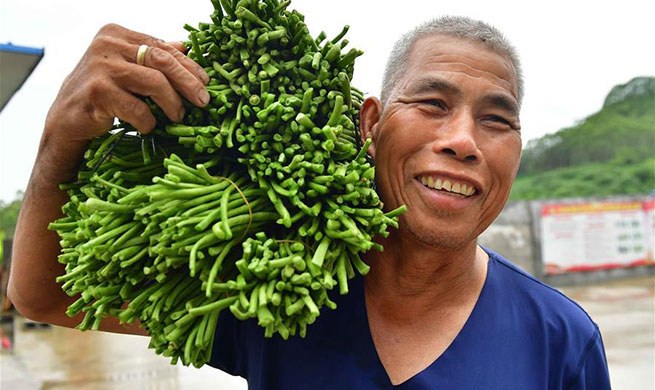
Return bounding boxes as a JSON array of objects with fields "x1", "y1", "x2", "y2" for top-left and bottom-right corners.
[{"x1": 359, "y1": 97, "x2": 383, "y2": 160}]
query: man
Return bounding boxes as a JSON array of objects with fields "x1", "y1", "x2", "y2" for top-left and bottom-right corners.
[{"x1": 8, "y1": 14, "x2": 610, "y2": 389}]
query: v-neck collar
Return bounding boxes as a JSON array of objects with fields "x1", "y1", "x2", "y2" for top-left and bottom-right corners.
[{"x1": 355, "y1": 249, "x2": 495, "y2": 388}]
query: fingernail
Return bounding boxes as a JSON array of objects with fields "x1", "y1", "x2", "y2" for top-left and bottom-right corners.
[
  {"x1": 178, "y1": 107, "x2": 186, "y2": 121},
  {"x1": 198, "y1": 70, "x2": 210, "y2": 84},
  {"x1": 199, "y1": 89, "x2": 210, "y2": 105}
]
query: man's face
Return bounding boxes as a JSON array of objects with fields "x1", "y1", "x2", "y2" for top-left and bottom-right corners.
[{"x1": 361, "y1": 34, "x2": 522, "y2": 249}]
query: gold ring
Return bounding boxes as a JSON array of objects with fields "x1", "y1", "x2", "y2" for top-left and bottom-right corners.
[{"x1": 136, "y1": 44, "x2": 149, "y2": 66}]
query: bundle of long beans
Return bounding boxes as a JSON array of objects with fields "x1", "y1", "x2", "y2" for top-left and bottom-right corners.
[{"x1": 50, "y1": 0, "x2": 405, "y2": 367}]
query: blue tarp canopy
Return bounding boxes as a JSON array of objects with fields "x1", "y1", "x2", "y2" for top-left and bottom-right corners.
[{"x1": 1, "y1": 43, "x2": 44, "y2": 111}]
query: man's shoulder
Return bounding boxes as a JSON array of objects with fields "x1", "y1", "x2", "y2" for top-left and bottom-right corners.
[
  {"x1": 483, "y1": 248, "x2": 611, "y2": 388},
  {"x1": 484, "y1": 247, "x2": 600, "y2": 342}
]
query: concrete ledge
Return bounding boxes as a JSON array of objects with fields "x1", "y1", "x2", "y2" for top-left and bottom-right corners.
[{"x1": 544, "y1": 265, "x2": 655, "y2": 287}]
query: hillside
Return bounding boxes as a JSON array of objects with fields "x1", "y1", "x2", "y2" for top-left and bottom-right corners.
[{"x1": 511, "y1": 76, "x2": 655, "y2": 200}]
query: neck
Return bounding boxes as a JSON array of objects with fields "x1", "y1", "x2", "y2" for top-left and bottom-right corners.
[{"x1": 363, "y1": 230, "x2": 488, "y2": 320}]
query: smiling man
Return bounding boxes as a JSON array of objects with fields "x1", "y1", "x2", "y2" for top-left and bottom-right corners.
[
  {"x1": 9, "y1": 13, "x2": 610, "y2": 390},
  {"x1": 348, "y1": 17, "x2": 611, "y2": 388}
]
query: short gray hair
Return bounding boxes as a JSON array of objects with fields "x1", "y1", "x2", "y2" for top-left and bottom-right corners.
[{"x1": 381, "y1": 16, "x2": 524, "y2": 107}]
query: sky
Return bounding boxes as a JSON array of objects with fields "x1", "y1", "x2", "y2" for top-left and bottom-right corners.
[{"x1": 1, "y1": 0, "x2": 654, "y2": 202}]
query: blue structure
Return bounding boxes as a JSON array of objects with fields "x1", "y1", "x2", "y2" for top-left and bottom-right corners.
[{"x1": 1, "y1": 43, "x2": 45, "y2": 111}]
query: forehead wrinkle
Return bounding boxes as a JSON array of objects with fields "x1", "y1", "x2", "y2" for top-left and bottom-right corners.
[
  {"x1": 410, "y1": 43, "x2": 518, "y2": 97},
  {"x1": 414, "y1": 35, "x2": 517, "y2": 82}
]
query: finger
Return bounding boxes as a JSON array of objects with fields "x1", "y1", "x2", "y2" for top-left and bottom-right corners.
[
  {"x1": 157, "y1": 41, "x2": 210, "y2": 85},
  {"x1": 150, "y1": 40, "x2": 209, "y2": 85},
  {"x1": 124, "y1": 44, "x2": 210, "y2": 107},
  {"x1": 166, "y1": 41, "x2": 188, "y2": 54},
  {"x1": 99, "y1": 87, "x2": 156, "y2": 134},
  {"x1": 142, "y1": 46, "x2": 210, "y2": 107},
  {"x1": 116, "y1": 62, "x2": 185, "y2": 122},
  {"x1": 124, "y1": 31, "x2": 209, "y2": 85}
]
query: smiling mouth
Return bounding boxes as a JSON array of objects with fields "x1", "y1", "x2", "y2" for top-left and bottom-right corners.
[{"x1": 416, "y1": 174, "x2": 478, "y2": 198}]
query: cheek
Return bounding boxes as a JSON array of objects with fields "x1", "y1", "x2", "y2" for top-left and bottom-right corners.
[
  {"x1": 377, "y1": 112, "x2": 434, "y2": 156},
  {"x1": 372, "y1": 117, "x2": 425, "y2": 205},
  {"x1": 485, "y1": 136, "x2": 521, "y2": 187},
  {"x1": 505, "y1": 139, "x2": 522, "y2": 178}
]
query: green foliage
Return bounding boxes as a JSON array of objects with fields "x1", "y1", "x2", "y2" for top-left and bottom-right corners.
[
  {"x1": 0, "y1": 192, "x2": 23, "y2": 238},
  {"x1": 603, "y1": 76, "x2": 655, "y2": 108},
  {"x1": 513, "y1": 76, "x2": 655, "y2": 199},
  {"x1": 510, "y1": 159, "x2": 655, "y2": 200},
  {"x1": 518, "y1": 76, "x2": 655, "y2": 176}
]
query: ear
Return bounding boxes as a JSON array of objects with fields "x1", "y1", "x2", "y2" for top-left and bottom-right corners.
[{"x1": 359, "y1": 97, "x2": 383, "y2": 160}]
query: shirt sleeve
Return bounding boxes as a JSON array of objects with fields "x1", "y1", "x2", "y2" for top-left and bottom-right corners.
[
  {"x1": 567, "y1": 327, "x2": 611, "y2": 390},
  {"x1": 207, "y1": 309, "x2": 245, "y2": 376}
]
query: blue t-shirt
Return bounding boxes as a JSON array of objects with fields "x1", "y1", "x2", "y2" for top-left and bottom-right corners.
[{"x1": 209, "y1": 248, "x2": 611, "y2": 389}]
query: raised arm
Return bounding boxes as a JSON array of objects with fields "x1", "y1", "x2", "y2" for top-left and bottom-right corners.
[{"x1": 8, "y1": 23, "x2": 210, "y2": 334}]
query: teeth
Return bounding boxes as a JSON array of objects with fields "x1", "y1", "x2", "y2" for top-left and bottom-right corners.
[{"x1": 418, "y1": 175, "x2": 475, "y2": 197}]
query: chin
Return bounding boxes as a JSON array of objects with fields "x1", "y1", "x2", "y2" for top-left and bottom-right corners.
[{"x1": 398, "y1": 214, "x2": 476, "y2": 250}]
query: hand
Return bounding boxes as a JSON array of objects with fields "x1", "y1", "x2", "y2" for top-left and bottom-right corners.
[
  {"x1": 7, "y1": 25, "x2": 212, "y2": 332},
  {"x1": 45, "y1": 23, "x2": 211, "y2": 145}
]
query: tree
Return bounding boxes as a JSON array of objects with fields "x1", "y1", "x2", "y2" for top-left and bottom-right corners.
[{"x1": 0, "y1": 191, "x2": 24, "y2": 238}]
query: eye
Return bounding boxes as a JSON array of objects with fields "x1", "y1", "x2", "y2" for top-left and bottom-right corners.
[
  {"x1": 420, "y1": 99, "x2": 447, "y2": 110},
  {"x1": 485, "y1": 115, "x2": 511, "y2": 126}
]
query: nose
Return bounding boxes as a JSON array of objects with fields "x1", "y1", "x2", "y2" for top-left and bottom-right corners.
[{"x1": 434, "y1": 111, "x2": 481, "y2": 162}]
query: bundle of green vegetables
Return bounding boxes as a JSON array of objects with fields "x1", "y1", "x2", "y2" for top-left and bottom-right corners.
[{"x1": 49, "y1": 0, "x2": 405, "y2": 367}]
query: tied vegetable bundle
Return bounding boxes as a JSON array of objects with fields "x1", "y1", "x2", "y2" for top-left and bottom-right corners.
[{"x1": 49, "y1": 0, "x2": 406, "y2": 368}]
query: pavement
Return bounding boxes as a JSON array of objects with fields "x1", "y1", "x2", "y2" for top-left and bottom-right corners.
[
  {"x1": 1, "y1": 276, "x2": 653, "y2": 389},
  {"x1": 560, "y1": 276, "x2": 655, "y2": 390},
  {"x1": 0, "y1": 318, "x2": 248, "y2": 390}
]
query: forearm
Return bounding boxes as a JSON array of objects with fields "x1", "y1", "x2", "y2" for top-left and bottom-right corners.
[
  {"x1": 8, "y1": 131, "x2": 147, "y2": 335},
  {"x1": 8, "y1": 129, "x2": 85, "y2": 321},
  {"x1": 8, "y1": 24, "x2": 207, "y2": 336}
]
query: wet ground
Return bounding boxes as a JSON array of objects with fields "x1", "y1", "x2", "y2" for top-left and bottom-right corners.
[
  {"x1": 2, "y1": 276, "x2": 653, "y2": 389},
  {"x1": 560, "y1": 276, "x2": 655, "y2": 389},
  {"x1": 1, "y1": 318, "x2": 248, "y2": 390}
]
